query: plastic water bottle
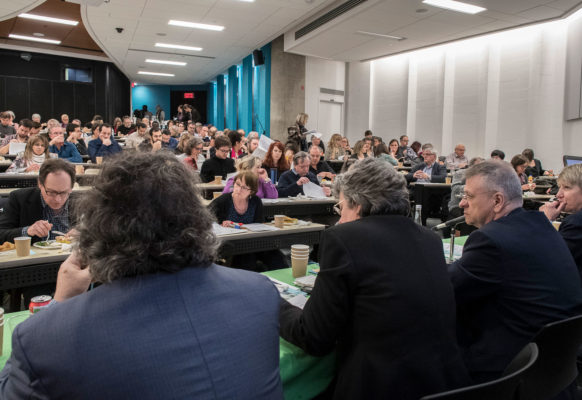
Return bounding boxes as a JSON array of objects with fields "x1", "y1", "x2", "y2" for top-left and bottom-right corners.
[
  {"x1": 414, "y1": 204, "x2": 422, "y2": 225},
  {"x1": 270, "y1": 168, "x2": 277, "y2": 184}
]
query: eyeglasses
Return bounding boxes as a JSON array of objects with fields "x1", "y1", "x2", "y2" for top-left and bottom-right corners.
[
  {"x1": 217, "y1": 148, "x2": 230, "y2": 154},
  {"x1": 195, "y1": 146, "x2": 203, "y2": 151},
  {"x1": 460, "y1": 190, "x2": 494, "y2": 201},
  {"x1": 333, "y1": 199, "x2": 344, "y2": 215},
  {"x1": 234, "y1": 182, "x2": 251, "y2": 192},
  {"x1": 42, "y1": 185, "x2": 71, "y2": 198}
]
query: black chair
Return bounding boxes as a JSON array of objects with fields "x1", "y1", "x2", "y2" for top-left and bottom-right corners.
[
  {"x1": 504, "y1": 314, "x2": 582, "y2": 400},
  {"x1": 421, "y1": 343, "x2": 538, "y2": 400}
]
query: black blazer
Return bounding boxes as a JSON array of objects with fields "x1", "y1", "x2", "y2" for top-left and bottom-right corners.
[
  {"x1": 280, "y1": 215, "x2": 469, "y2": 399},
  {"x1": 559, "y1": 209, "x2": 582, "y2": 281},
  {"x1": 0, "y1": 187, "x2": 45, "y2": 243},
  {"x1": 406, "y1": 162, "x2": 447, "y2": 183},
  {"x1": 449, "y1": 208, "x2": 582, "y2": 380}
]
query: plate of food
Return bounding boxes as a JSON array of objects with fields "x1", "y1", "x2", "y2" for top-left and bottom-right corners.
[{"x1": 33, "y1": 240, "x2": 62, "y2": 250}]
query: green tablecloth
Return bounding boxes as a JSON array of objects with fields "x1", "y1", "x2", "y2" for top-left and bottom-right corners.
[{"x1": 0, "y1": 267, "x2": 336, "y2": 400}]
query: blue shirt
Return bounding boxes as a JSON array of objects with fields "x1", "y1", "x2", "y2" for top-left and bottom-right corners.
[
  {"x1": 49, "y1": 142, "x2": 82, "y2": 163},
  {"x1": 161, "y1": 137, "x2": 178, "y2": 150},
  {"x1": 88, "y1": 136, "x2": 122, "y2": 163}
]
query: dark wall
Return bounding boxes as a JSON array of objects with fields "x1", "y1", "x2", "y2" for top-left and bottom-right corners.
[{"x1": 0, "y1": 49, "x2": 130, "y2": 124}]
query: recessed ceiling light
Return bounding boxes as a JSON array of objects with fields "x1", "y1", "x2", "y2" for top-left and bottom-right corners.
[
  {"x1": 155, "y1": 42, "x2": 203, "y2": 51},
  {"x1": 239, "y1": 0, "x2": 255, "y2": 2},
  {"x1": 356, "y1": 31, "x2": 405, "y2": 40},
  {"x1": 138, "y1": 71, "x2": 175, "y2": 77},
  {"x1": 168, "y1": 20, "x2": 224, "y2": 31},
  {"x1": 18, "y1": 13, "x2": 79, "y2": 26},
  {"x1": 422, "y1": 0, "x2": 486, "y2": 14},
  {"x1": 146, "y1": 59, "x2": 187, "y2": 66},
  {"x1": 9, "y1": 34, "x2": 61, "y2": 44}
]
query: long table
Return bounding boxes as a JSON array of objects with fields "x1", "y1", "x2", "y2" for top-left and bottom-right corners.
[
  {"x1": 0, "y1": 173, "x2": 95, "y2": 188},
  {"x1": 0, "y1": 223, "x2": 326, "y2": 293},
  {"x1": 0, "y1": 268, "x2": 336, "y2": 400}
]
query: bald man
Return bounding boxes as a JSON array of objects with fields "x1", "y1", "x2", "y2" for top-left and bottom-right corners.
[{"x1": 446, "y1": 144, "x2": 468, "y2": 169}]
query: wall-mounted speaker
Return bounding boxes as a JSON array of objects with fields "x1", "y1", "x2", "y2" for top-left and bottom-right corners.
[{"x1": 253, "y1": 49, "x2": 264, "y2": 66}]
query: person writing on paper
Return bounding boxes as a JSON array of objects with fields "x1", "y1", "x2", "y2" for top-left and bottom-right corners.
[
  {"x1": 511, "y1": 154, "x2": 536, "y2": 191},
  {"x1": 308, "y1": 145, "x2": 335, "y2": 179},
  {"x1": 0, "y1": 118, "x2": 32, "y2": 155},
  {"x1": 540, "y1": 164, "x2": 582, "y2": 275},
  {"x1": 277, "y1": 152, "x2": 331, "y2": 198},
  {"x1": 279, "y1": 158, "x2": 469, "y2": 399},
  {"x1": 6, "y1": 135, "x2": 49, "y2": 173},
  {"x1": 262, "y1": 141, "x2": 290, "y2": 182},
  {"x1": 0, "y1": 152, "x2": 283, "y2": 399},
  {"x1": 222, "y1": 155, "x2": 278, "y2": 199}
]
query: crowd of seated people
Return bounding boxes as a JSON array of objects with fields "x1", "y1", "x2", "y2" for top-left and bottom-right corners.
[{"x1": 0, "y1": 108, "x2": 581, "y2": 399}]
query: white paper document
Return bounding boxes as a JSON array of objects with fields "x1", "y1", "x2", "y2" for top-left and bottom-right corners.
[
  {"x1": 9, "y1": 142, "x2": 26, "y2": 155},
  {"x1": 302, "y1": 182, "x2": 327, "y2": 198},
  {"x1": 212, "y1": 223, "x2": 246, "y2": 236},
  {"x1": 243, "y1": 223, "x2": 280, "y2": 232}
]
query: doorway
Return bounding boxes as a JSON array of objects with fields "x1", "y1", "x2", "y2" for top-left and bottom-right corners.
[{"x1": 170, "y1": 90, "x2": 207, "y2": 123}]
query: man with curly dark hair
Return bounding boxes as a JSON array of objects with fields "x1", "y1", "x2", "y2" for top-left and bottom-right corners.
[{"x1": 0, "y1": 152, "x2": 283, "y2": 399}]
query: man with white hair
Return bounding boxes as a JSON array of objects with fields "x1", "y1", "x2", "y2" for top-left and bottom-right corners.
[
  {"x1": 448, "y1": 160, "x2": 582, "y2": 383},
  {"x1": 406, "y1": 148, "x2": 446, "y2": 183},
  {"x1": 31, "y1": 113, "x2": 41, "y2": 123},
  {"x1": 446, "y1": 144, "x2": 468, "y2": 169}
]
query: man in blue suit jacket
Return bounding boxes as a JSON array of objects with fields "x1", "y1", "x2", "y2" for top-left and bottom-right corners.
[
  {"x1": 448, "y1": 161, "x2": 582, "y2": 383},
  {"x1": 0, "y1": 152, "x2": 283, "y2": 400}
]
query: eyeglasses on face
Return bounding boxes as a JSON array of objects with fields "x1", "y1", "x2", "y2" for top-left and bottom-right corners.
[
  {"x1": 333, "y1": 199, "x2": 344, "y2": 215},
  {"x1": 217, "y1": 148, "x2": 230, "y2": 154},
  {"x1": 42, "y1": 185, "x2": 71, "y2": 198},
  {"x1": 234, "y1": 182, "x2": 251, "y2": 192}
]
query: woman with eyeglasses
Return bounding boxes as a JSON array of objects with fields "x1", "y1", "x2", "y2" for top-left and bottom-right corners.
[
  {"x1": 182, "y1": 137, "x2": 205, "y2": 171},
  {"x1": 210, "y1": 171, "x2": 287, "y2": 271},
  {"x1": 222, "y1": 155, "x2": 277, "y2": 199},
  {"x1": 279, "y1": 157, "x2": 469, "y2": 399}
]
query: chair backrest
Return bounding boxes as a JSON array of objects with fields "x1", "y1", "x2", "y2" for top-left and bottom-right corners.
[
  {"x1": 421, "y1": 343, "x2": 538, "y2": 400},
  {"x1": 506, "y1": 314, "x2": 582, "y2": 400}
]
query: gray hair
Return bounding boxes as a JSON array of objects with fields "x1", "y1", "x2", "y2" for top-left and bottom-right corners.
[
  {"x1": 558, "y1": 164, "x2": 582, "y2": 189},
  {"x1": 293, "y1": 151, "x2": 310, "y2": 165},
  {"x1": 469, "y1": 157, "x2": 485, "y2": 166},
  {"x1": 32, "y1": 113, "x2": 41, "y2": 120},
  {"x1": 73, "y1": 152, "x2": 218, "y2": 283},
  {"x1": 465, "y1": 160, "x2": 522, "y2": 203},
  {"x1": 333, "y1": 157, "x2": 409, "y2": 217}
]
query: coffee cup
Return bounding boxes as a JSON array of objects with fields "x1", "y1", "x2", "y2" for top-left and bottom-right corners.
[
  {"x1": 75, "y1": 165, "x2": 85, "y2": 175},
  {"x1": 291, "y1": 244, "x2": 310, "y2": 252},
  {"x1": 445, "y1": 176, "x2": 452, "y2": 184},
  {"x1": 96, "y1": 156, "x2": 103, "y2": 165},
  {"x1": 274, "y1": 215, "x2": 285, "y2": 228},
  {"x1": 291, "y1": 257, "x2": 308, "y2": 278},
  {"x1": 213, "y1": 192, "x2": 222, "y2": 199},
  {"x1": 14, "y1": 236, "x2": 31, "y2": 257},
  {"x1": 552, "y1": 221, "x2": 561, "y2": 231},
  {"x1": 215, "y1": 176, "x2": 222, "y2": 184}
]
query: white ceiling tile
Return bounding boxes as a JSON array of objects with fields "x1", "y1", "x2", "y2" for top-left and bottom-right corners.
[{"x1": 518, "y1": 5, "x2": 564, "y2": 19}]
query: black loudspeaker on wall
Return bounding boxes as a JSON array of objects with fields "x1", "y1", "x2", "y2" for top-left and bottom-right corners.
[{"x1": 253, "y1": 49, "x2": 265, "y2": 66}]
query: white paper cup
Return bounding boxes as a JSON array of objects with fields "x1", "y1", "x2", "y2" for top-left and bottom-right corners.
[
  {"x1": 291, "y1": 244, "x2": 309, "y2": 252},
  {"x1": 274, "y1": 215, "x2": 285, "y2": 228},
  {"x1": 291, "y1": 257, "x2": 308, "y2": 278},
  {"x1": 14, "y1": 236, "x2": 31, "y2": 257},
  {"x1": 291, "y1": 249, "x2": 310, "y2": 257}
]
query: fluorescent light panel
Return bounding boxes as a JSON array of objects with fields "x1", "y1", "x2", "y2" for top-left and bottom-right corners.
[
  {"x1": 168, "y1": 20, "x2": 224, "y2": 31},
  {"x1": 146, "y1": 59, "x2": 187, "y2": 66},
  {"x1": 356, "y1": 31, "x2": 405, "y2": 40},
  {"x1": 155, "y1": 42, "x2": 202, "y2": 51},
  {"x1": 9, "y1": 34, "x2": 61, "y2": 44},
  {"x1": 422, "y1": 0, "x2": 486, "y2": 14},
  {"x1": 138, "y1": 71, "x2": 175, "y2": 77},
  {"x1": 19, "y1": 13, "x2": 78, "y2": 26}
]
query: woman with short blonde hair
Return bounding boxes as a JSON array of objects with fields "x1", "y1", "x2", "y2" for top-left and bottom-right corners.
[{"x1": 221, "y1": 155, "x2": 278, "y2": 199}]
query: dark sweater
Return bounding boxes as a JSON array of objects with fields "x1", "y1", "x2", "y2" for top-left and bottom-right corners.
[
  {"x1": 277, "y1": 169, "x2": 320, "y2": 197},
  {"x1": 200, "y1": 156, "x2": 236, "y2": 183},
  {"x1": 209, "y1": 193, "x2": 264, "y2": 224},
  {"x1": 309, "y1": 160, "x2": 334, "y2": 175}
]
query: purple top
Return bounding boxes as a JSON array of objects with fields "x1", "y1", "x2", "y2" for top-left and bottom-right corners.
[{"x1": 222, "y1": 176, "x2": 278, "y2": 199}]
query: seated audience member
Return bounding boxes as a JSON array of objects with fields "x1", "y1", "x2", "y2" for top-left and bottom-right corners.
[
  {"x1": 247, "y1": 137, "x2": 260, "y2": 154},
  {"x1": 522, "y1": 148, "x2": 551, "y2": 177},
  {"x1": 446, "y1": 144, "x2": 469, "y2": 169},
  {"x1": 448, "y1": 160, "x2": 582, "y2": 382},
  {"x1": 363, "y1": 137, "x2": 374, "y2": 157},
  {"x1": 406, "y1": 148, "x2": 446, "y2": 183},
  {"x1": 200, "y1": 136, "x2": 236, "y2": 183},
  {"x1": 349, "y1": 140, "x2": 368, "y2": 161},
  {"x1": 280, "y1": 158, "x2": 469, "y2": 398},
  {"x1": 7, "y1": 135, "x2": 49, "y2": 173},
  {"x1": 161, "y1": 129, "x2": 178, "y2": 150},
  {"x1": 372, "y1": 136, "x2": 382, "y2": 148},
  {"x1": 0, "y1": 111, "x2": 16, "y2": 137},
  {"x1": 308, "y1": 145, "x2": 335, "y2": 179},
  {"x1": 448, "y1": 157, "x2": 485, "y2": 218},
  {"x1": 60, "y1": 114, "x2": 69, "y2": 128},
  {"x1": 182, "y1": 137, "x2": 205, "y2": 171},
  {"x1": 88, "y1": 124, "x2": 122, "y2": 163},
  {"x1": 262, "y1": 141, "x2": 290, "y2": 182},
  {"x1": 410, "y1": 141, "x2": 422, "y2": 158},
  {"x1": 0, "y1": 159, "x2": 75, "y2": 243},
  {"x1": 31, "y1": 113, "x2": 42, "y2": 124},
  {"x1": 228, "y1": 130, "x2": 245, "y2": 160},
  {"x1": 117, "y1": 116, "x2": 136, "y2": 136},
  {"x1": 29, "y1": 121, "x2": 41, "y2": 137},
  {"x1": 112, "y1": 117, "x2": 122, "y2": 134},
  {"x1": 375, "y1": 141, "x2": 398, "y2": 166},
  {"x1": 309, "y1": 132, "x2": 325, "y2": 155},
  {"x1": 48, "y1": 125, "x2": 82, "y2": 163},
  {"x1": 363, "y1": 129, "x2": 373, "y2": 138},
  {"x1": 0, "y1": 119, "x2": 32, "y2": 155},
  {"x1": 0, "y1": 152, "x2": 283, "y2": 399},
  {"x1": 277, "y1": 152, "x2": 331, "y2": 197},
  {"x1": 66, "y1": 123, "x2": 87, "y2": 156},
  {"x1": 340, "y1": 136, "x2": 352, "y2": 156},
  {"x1": 125, "y1": 122, "x2": 149, "y2": 149},
  {"x1": 284, "y1": 143, "x2": 298, "y2": 165},
  {"x1": 540, "y1": 164, "x2": 582, "y2": 275},
  {"x1": 223, "y1": 155, "x2": 277, "y2": 199},
  {"x1": 511, "y1": 154, "x2": 536, "y2": 191},
  {"x1": 175, "y1": 133, "x2": 193, "y2": 159},
  {"x1": 186, "y1": 122, "x2": 197, "y2": 137},
  {"x1": 396, "y1": 134, "x2": 417, "y2": 161},
  {"x1": 325, "y1": 134, "x2": 345, "y2": 160},
  {"x1": 490, "y1": 149, "x2": 505, "y2": 160}
]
